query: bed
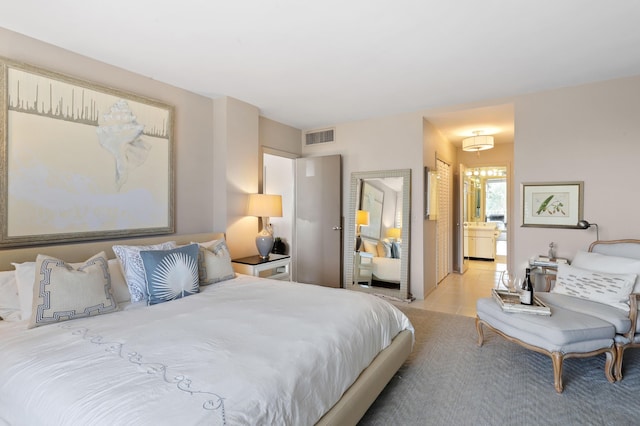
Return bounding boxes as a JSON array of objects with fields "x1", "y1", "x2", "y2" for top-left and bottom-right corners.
[
  {"x1": 360, "y1": 237, "x2": 401, "y2": 284},
  {"x1": 0, "y1": 233, "x2": 414, "y2": 425}
]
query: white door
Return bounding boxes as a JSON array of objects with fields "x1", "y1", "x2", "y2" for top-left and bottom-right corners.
[{"x1": 294, "y1": 155, "x2": 342, "y2": 287}]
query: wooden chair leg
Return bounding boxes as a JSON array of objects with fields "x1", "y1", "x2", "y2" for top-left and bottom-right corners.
[
  {"x1": 475, "y1": 318, "x2": 484, "y2": 346},
  {"x1": 551, "y1": 352, "x2": 564, "y2": 393},
  {"x1": 614, "y1": 344, "x2": 625, "y2": 381},
  {"x1": 604, "y1": 347, "x2": 616, "y2": 383}
]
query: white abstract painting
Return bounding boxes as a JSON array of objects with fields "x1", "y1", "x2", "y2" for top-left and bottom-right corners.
[{"x1": 2, "y1": 62, "x2": 173, "y2": 245}]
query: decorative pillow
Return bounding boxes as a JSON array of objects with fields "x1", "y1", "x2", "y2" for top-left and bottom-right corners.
[
  {"x1": 113, "y1": 241, "x2": 176, "y2": 303},
  {"x1": 12, "y1": 261, "x2": 37, "y2": 320},
  {"x1": 0, "y1": 270, "x2": 20, "y2": 321},
  {"x1": 572, "y1": 250, "x2": 640, "y2": 294},
  {"x1": 108, "y1": 258, "x2": 131, "y2": 304},
  {"x1": 551, "y1": 263, "x2": 636, "y2": 311},
  {"x1": 28, "y1": 252, "x2": 118, "y2": 329},
  {"x1": 391, "y1": 242, "x2": 402, "y2": 259},
  {"x1": 377, "y1": 240, "x2": 392, "y2": 258},
  {"x1": 140, "y1": 244, "x2": 200, "y2": 305},
  {"x1": 363, "y1": 240, "x2": 378, "y2": 255},
  {"x1": 193, "y1": 239, "x2": 235, "y2": 285}
]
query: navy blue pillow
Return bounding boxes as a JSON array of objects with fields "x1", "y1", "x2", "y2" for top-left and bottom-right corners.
[{"x1": 140, "y1": 244, "x2": 200, "y2": 305}]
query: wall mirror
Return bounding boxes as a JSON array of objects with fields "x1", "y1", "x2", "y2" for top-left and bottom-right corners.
[{"x1": 345, "y1": 169, "x2": 411, "y2": 300}]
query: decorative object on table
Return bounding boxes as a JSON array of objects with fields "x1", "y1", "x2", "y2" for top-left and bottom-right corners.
[
  {"x1": 500, "y1": 270, "x2": 522, "y2": 293},
  {"x1": 0, "y1": 58, "x2": 175, "y2": 247},
  {"x1": 247, "y1": 193, "x2": 283, "y2": 259},
  {"x1": 462, "y1": 130, "x2": 494, "y2": 156},
  {"x1": 491, "y1": 289, "x2": 551, "y2": 315},
  {"x1": 521, "y1": 268, "x2": 534, "y2": 305},
  {"x1": 577, "y1": 219, "x2": 599, "y2": 241},
  {"x1": 355, "y1": 209, "x2": 370, "y2": 252},
  {"x1": 548, "y1": 242, "x2": 556, "y2": 259},
  {"x1": 521, "y1": 181, "x2": 583, "y2": 228},
  {"x1": 272, "y1": 237, "x2": 287, "y2": 255}
]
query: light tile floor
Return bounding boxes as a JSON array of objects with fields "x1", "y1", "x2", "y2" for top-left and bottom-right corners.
[{"x1": 405, "y1": 254, "x2": 507, "y2": 318}]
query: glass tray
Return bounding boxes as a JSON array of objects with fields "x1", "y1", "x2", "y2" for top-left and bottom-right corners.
[{"x1": 491, "y1": 288, "x2": 551, "y2": 316}]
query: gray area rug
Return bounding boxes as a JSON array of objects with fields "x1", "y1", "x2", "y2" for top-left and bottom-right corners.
[{"x1": 359, "y1": 307, "x2": 639, "y2": 426}]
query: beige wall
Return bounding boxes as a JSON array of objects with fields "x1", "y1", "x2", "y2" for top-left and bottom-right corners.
[
  {"x1": 303, "y1": 113, "x2": 426, "y2": 299},
  {"x1": 513, "y1": 75, "x2": 640, "y2": 276},
  {"x1": 0, "y1": 28, "x2": 218, "y2": 236}
]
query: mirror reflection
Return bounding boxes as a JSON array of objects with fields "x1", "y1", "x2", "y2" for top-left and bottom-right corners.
[{"x1": 346, "y1": 169, "x2": 411, "y2": 301}]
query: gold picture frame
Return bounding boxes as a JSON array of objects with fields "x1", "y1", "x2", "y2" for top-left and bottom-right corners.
[{"x1": 0, "y1": 58, "x2": 174, "y2": 247}]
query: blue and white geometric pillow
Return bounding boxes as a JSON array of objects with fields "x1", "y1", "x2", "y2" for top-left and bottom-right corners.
[
  {"x1": 113, "y1": 241, "x2": 176, "y2": 303},
  {"x1": 140, "y1": 244, "x2": 200, "y2": 305}
]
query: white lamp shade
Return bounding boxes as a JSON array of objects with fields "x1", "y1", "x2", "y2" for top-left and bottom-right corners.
[
  {"x1": 247, "y1": 194, "x2": 283, "y2": 217},
  {"x1": 462, "y1": 135, "x2": 494, "y2": 152}
]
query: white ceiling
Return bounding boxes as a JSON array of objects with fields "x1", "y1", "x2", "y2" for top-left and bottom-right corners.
[{"x1": 2, "y1": 1, "x2": 640, "y2": 141}]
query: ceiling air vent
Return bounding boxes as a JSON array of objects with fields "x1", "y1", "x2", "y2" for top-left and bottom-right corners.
[{"x1": 305, "y1": 128, "x2": 335, "y2": 146}]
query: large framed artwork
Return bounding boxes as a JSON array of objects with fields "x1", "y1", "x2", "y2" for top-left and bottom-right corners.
[
  {"x1": 521, "y1": 181, "x2": 583, "y2": 228},
  {"x1": 0, "y1": 58, "x2": 174, "y2": 247}
]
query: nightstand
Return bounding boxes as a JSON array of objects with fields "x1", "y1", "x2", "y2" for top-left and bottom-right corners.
[{"x1": 232, "y1": 254, "x2": 291, "y2": 281}]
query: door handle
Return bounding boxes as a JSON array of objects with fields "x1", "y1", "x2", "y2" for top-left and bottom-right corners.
[{"x1": 332, "y1": 226, "x2": 342, "y2": 230}]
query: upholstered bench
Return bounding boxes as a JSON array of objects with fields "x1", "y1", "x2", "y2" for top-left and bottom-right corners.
[{"x1": 475, "y1": 297, "x2": 617, "y2": 393}]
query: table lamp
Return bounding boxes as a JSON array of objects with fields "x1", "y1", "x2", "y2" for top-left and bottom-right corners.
[
  {"x1": 387, "y1": 227, "x2": 402, "y2": 241},
  {"x1": 247, "y1": 194, "x2": 283, "y2": 259},
  {"x1": 355, "y1": 210, "x2": 370, "y2": 252}
]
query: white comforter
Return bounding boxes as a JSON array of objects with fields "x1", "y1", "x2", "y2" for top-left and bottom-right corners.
[{"x1": 0, "y1": 275, "x2": 413, "y2": 426}]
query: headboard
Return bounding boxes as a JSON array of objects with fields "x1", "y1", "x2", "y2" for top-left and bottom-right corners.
[
  {"x1": 589, "y1": 239, "x2": 640, "y2": 260},
  {"x1": 0, "y1": 232, "x2": 225, "y2": 271}
]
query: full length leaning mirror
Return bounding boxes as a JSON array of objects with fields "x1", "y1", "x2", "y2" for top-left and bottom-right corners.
[{"x1": 344, "y1": 169, "x2": 411, "y2": 301}]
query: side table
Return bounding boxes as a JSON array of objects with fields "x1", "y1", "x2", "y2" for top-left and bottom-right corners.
[{"x1": 232, "y1": 254, "x2": 291, "y2": 281}]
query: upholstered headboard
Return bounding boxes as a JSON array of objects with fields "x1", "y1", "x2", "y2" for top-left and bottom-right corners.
[
  {"x1": 0, "y1": 232, "x2": 225, "y2": 271},
  {"x1": 589, "y1": 239, "x2": 640, "y2": 260}
]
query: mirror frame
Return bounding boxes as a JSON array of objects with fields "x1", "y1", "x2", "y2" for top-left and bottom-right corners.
[{"x1": 344, "y1": 168, "x2": 411, "y2": 300}]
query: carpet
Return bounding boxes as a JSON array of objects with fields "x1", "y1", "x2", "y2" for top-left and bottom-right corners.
[{"x1": 359, "y1": 307, "x2": 640, "y2": 426}]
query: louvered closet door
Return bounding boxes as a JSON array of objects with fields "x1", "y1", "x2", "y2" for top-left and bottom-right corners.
[{"x1": 436, "y1": 159, "x2": 451, "y2": 284}]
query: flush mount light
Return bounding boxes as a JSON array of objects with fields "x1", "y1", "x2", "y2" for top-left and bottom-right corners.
[{"x1": 462, "y1": 130, "x2": 494, "y2": 154}]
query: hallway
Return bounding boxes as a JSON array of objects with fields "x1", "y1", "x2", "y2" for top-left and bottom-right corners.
[{"x1": 408, "y1": 252, "x2": 507, "y2": 318}]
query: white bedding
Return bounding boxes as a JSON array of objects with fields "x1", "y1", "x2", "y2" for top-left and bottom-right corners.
[
  {"x1": 372, "y1": 256, "x2": 401, "y2": 283},
  {"x1": 0, "y1": 274, "x2": 413, "y2": 426}
]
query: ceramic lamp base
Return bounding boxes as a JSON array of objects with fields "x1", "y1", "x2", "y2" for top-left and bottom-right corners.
[{"x1": 256, "y1": 230, "x2": 274, "y2": 259}]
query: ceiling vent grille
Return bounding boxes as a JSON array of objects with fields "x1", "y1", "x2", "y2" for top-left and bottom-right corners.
[{"x1": 305, "y1": 128, "x2": 335, "y2": 146}]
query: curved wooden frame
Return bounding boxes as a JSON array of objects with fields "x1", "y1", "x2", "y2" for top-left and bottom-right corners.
[
  {"x1": 476, "y1": 317, "x2": 616, "y2": 393},
  {"x1": 588, "y1": 239, "x2": 640, "y2": 381}
]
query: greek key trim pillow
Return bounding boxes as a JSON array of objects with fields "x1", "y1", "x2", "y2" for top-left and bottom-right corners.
[
  {"x1": 194, "y1": 239, "x2": 235, "y2": 285},
  {"x1": 28, "y1": 252, "x2": 118, "y2": 329}
]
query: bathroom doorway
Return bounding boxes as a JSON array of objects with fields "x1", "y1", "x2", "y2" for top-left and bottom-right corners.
[{"x1": 458, "y1": 165, "x2": 508, "y2": 274}]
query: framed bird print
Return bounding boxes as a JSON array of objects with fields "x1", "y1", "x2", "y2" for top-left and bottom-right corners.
[{"x1": 521, "y1": 181, "x2": 583, "y2": 228}]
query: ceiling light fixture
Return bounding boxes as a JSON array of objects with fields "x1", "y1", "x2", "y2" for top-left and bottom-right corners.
[{"x1": 462, "y1": 130, "x2": 494, "y2": 155}]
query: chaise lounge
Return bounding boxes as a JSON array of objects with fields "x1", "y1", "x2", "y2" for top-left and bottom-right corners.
[{"x1": 476, "y1": 239, "x2": 640, "y2": 392}]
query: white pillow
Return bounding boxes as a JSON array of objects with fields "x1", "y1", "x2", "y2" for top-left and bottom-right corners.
[
  {"x1": 0, "y1": 270, "x2": 20, "y2": 321},
  {"x1": 113, "y1": 241, "x2": 176, "y2": 302},
  {"x1": 13, "y1": 261, "x2": 36, "y2": 320},
  {"x1": 552, "y1": 263, "x2": 636, "y2": 311},
  {"x1": 28, "y1": 252, "x2": 118, "y2": 328},
  {"x1": 572, "y1": 250, "x2": 640, "y2": 294},
  {"x1": 193, "y1": 239, "x2": 235, "y2": 285},
  {"x1": 377, "y1": 240, "x2": 392, "y2": 258}
]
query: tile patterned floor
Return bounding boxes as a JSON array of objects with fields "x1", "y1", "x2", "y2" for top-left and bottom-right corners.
[{"x1": 405, "y1": 255, "x2": 507, "y2": 318}]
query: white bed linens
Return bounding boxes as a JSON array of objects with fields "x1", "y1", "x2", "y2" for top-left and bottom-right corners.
[
  {"x1": 0, "y1": 274, "x2": 413, "y2": 426},
  {"x1": 372, "y1": 256, "x2": 401, "y2": 283}
]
